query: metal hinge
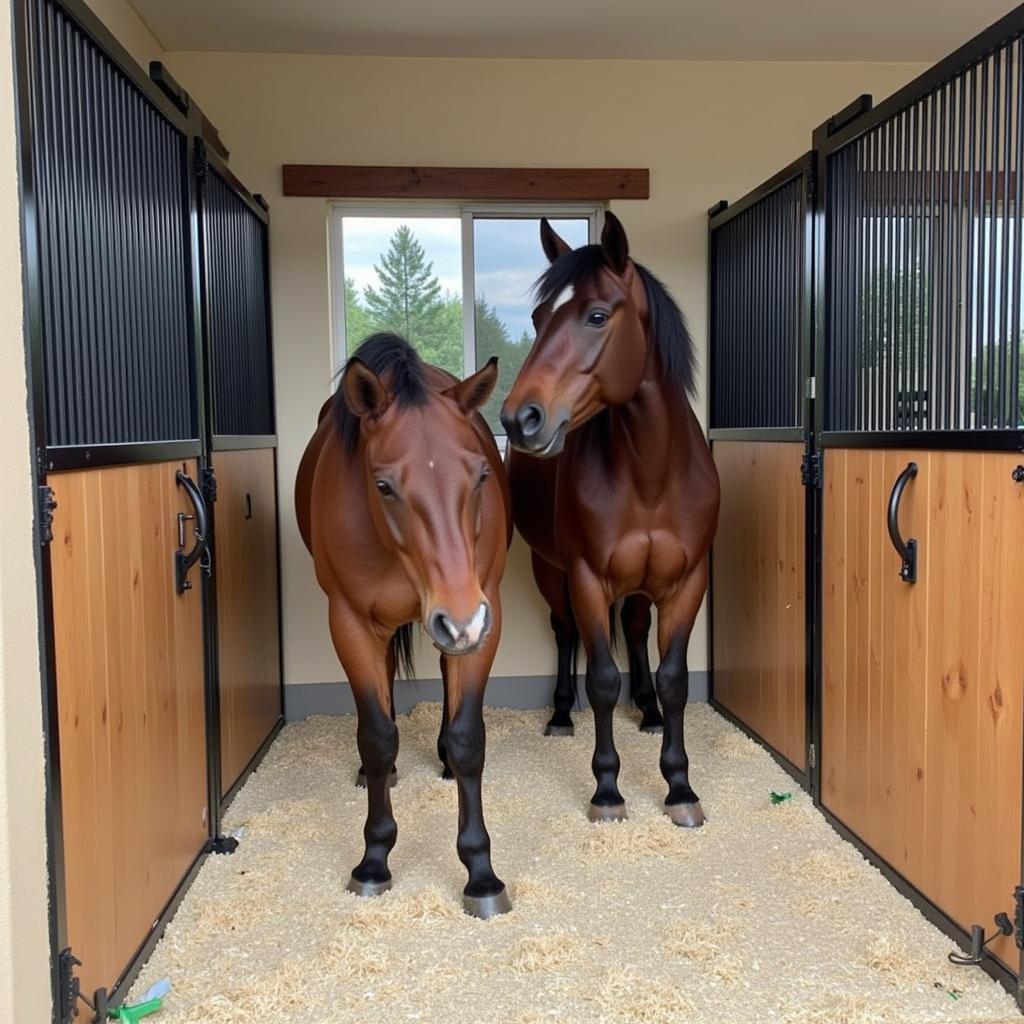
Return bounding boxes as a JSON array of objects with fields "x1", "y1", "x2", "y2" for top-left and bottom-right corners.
[
  {"x1": 805, "y1": 376, "x2": 817, "y2": 399},
  {"x1": 39, "y1": 485, "x2": 57, "y2": 545},
  {"x1": 1014, "y1": 886, "x2": 1024, "y2": 950},
  {"x1": 801, "y1": 452, "x2": 823, "y2": 489},
  {"x1": 57, "y1": 949, "x2": 81, "y2": 1024},
  {"x1": 807, "y1": 743, "x2": 816, "y2": 769},
  {"x1": 193, "y1": 137, "x2": 208, "y2": 182},
  {"x1": 201, "y1": 465, "x2": 218, "y2": 505}
]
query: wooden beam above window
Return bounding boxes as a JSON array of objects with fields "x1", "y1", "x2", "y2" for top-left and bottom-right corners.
[{"x1": 281, "y1": 165, "x2": 649, "y2": 201}]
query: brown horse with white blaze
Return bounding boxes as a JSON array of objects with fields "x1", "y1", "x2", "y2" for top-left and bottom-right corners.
[
  {"x1": 295, "y1": 333, "x2": 512, "y2": 917},
  {"x1": 501, "y1": 213, "x2": 720, "y2": 827}
]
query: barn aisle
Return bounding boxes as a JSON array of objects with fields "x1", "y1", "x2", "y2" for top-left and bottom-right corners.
[{"x1": 130, "y1": 704, "x2": 1019, "y2": 1024}]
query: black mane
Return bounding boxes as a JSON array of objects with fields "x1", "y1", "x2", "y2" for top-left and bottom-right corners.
[
  {"x1": 334, "y1": 332, "x2": 428, "y2": 454},
  {"x1": 534, "y1": 244, "x2": 696, "y2": 399}
]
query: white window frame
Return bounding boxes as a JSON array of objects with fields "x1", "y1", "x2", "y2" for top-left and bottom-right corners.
[{"x1": 328, "y1": 201, "x2": 603, "y2": 385}]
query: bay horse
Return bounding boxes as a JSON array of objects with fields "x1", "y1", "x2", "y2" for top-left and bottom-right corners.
[
  {"x1": 501, "y1": 214, "x2": 720, "y2": 827},
  {"x1": 295, "y1": 333, "x2": 513, "y2": 917}
]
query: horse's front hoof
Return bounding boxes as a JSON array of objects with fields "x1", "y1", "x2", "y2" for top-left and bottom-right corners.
[
  {"x1": 347, "y1": 874, "x2": 393, "y2": 898},
  {"x1": 664, "y1": 800, "x2": 705, "y2": 828},
  {"x1": 588, "y1": 801, "x2": 627, "y2": 822},
  {"x1": 463, "y1": 886, "x2": 512, "y2": 919},
  {"x1": 545, "y1": 723, "x2": 574, "y2": 737},
  {"x1": 441, "y1": 765, "x2": 454, "y2": 780},
  {"x1": 638, "y1": 714, "x2": 664, "y2": 734},
  {"x1": 356, "y1": 767, "x2": 399, "y2": 788}
]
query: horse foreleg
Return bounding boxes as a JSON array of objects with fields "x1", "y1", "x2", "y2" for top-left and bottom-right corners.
[
  {"x1": 531, "y1": 552, "x2": 578, "y2": 736},
  {"x1": 570, "y1": 568, "x2": 625, "y2": 821},
  {"x1": 330, "y1": 603, "x2": 400, "y2": 894},
  {"x1": 356, "y1": 637, "x2": 398, "y2": 789},
  {"x1": 655, "y1": 563, "x2": 708, "y2": 828},
  {"x1": 621, "y1": 594, "x2": 663, "y2": 733},
  {"x1": 443, "y1": 587, "x2": 510, "y2": 918}
]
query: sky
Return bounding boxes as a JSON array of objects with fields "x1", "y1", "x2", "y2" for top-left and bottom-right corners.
[{"x1": 341, "y1": 215, "x2": 590, "y2": 343}]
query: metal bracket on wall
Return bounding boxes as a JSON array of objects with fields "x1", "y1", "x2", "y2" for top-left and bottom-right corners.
[
  {"x1": 801, "y1": 452, "x2": 822, "y2": 489},
  {"x1": 201, "y1": 466, "x2": 218, "y2": 505},
  {"x1": 38, "y1": 485, "x2": 57, "y2": 546}
]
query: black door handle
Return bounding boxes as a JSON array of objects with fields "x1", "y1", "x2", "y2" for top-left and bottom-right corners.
[
  {"x1": 175, "y1": 469, "x2": 210, "y2": 594},
  {"x1": 887, "y1": 461, "x2": 918, "y2": 584}
]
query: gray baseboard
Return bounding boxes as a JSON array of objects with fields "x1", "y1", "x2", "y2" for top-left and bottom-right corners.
[{"x1": 285, "y1": 672, "x2": 709, "y2": 721}]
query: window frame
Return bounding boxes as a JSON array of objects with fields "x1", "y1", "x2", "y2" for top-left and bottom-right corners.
[{"x1": 328, "y1": 201, "x2": 603, "y2": 410}]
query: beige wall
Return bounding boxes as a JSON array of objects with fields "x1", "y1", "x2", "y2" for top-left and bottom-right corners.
[
  {"x1": 0, "y1": 1, "x2": 50, "y2": 1020},
  {"x1": 151, "y1": 50, "x2": 924, "y2": 686}
]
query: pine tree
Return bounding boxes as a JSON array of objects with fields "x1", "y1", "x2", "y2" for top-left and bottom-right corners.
[
  {"x1": 344, "y1": 276, "x2": 374, "y2": 353},
  {"x1": 474, "y1": 296, "x2": 534, "y2": 430}
]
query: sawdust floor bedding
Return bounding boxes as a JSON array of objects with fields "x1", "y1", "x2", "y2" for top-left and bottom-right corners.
[{"x1": 131, "y1": 703, "x2": 1020, "y2": 1024}]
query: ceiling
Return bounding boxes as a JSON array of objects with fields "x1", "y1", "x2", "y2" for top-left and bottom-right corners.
[{"x1": 129, "y1": 0, "x2": 1015, "y2": 62}]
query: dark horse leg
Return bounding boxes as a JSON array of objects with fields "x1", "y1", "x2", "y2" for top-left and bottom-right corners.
[
  {"x1": 531, "y1": 551, "x2": 578, "y2": 736},
  {"x1": 655, "y1": 565, "x2": 708, "y2": 828},
  {"x1": 443, "y1": 587, "x2": 510, "y2": 918},
  {"x1": 332, "y1": 608, "x2": 400, "y2": 895},
  {"x1": 621, "y1": 594, "x2": 663, "y2": 733},
  {"x1": 571, "y1": 569, "x2": 626, "y2": 820},
  {"x1": 437, "y1": 658, "x2": 453, "y2": 779},
  {"x1": 356, "y1": 641, "x2": 399, "y2": 789}
]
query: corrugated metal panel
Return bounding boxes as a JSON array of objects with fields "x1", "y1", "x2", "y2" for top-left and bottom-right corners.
[
  {"x1": 710, "y1": 176, "x2": 804, "y2": 430},
  {"x1": 204, "y1": 168, "x2": 274, "y2": 438},
  {"x1": 29, "y1": 0, "x2": 195, "y2": 448},
  {"x1": 825, "y1": 34, "x2": 1024, "y2": 433}
]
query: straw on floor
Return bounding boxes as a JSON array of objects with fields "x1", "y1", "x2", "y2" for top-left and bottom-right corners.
[{"x1": 130, "y1": 702, "x2": 1021, "y2": 1024}]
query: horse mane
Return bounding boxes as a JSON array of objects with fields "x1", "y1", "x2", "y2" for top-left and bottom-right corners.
[
  {"x1": 533, "y1": 245, "x2": 697, "y2": 399},
  {"x1": 334, "y1": 332, "x2": 429, "y2": 455}
]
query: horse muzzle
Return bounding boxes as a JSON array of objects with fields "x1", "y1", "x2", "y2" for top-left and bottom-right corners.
[
  {"x1": 426, "y1": 602, "x2": 492, "y2": 656},
  {"x1": 500, "y1": 402, "x2": 569, "y2": 458}
]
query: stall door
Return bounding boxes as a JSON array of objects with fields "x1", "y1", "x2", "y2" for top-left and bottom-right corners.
[
  {"x1": 708, "y1": 156, "x2": 813, "y2": 776},
  {"x1": 49, "y1": 461, "x2": 208, "y2": 1000},
  {"x1": 821, "y1": 449, "x2": 1024, "y2": 968},
  {"x1": 199, "y1": 152, "x2": 282, "y2": 797}
]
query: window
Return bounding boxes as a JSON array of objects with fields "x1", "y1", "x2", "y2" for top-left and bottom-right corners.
[{"x1": 329, "y1": 203, "x2": 600, "y2": 431}]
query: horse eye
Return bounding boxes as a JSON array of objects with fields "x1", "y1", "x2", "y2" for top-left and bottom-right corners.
[
  {"x1": 375, "y1": 480, "x2": 395, "y2": 498},
  {"x1": 476, "y1": 467, "x2": 491, "y2": 488},
  {"x1": 585, "y1": 310, "x2": 609, "y2": 328}
]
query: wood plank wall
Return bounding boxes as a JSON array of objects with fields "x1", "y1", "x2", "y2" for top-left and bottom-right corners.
[
  {"x1": 712, "y1": 441, "x2": 807, "y2": 770},
  {"x1": 821, "y1": 448, "x2": 1024, "y2": 967},
  {"x1": 49, "y1": 461, "x2": 208, "y2": 998},
  {"x1": 213, "y1": 448, "x2": 282, "y2": 795}
]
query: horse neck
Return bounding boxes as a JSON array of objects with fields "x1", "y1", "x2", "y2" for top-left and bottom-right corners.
[{"x1": 607, "y1": 346, "x2": 693, "y2": 499}]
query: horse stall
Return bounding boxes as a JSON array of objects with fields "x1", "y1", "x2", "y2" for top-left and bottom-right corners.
[
  {"x1": 709, "y1": 5, "x2": 1024, "y2": 999},
  {"x1": 10, "y1": 0, "x2": 1024, "y2": 1021},
  {"x1": 17, "y1": 0, "x2": 283, "y2": 1011}
]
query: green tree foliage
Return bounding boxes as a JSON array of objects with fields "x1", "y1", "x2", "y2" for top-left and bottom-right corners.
[
  {"x1": 475, "y1": 296, "x2": 534, "y2": 430},
  {"x1": 344, "y1": 276, "x2": 374, "y2": 349}
]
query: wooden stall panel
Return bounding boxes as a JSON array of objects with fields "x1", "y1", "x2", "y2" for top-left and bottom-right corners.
[
  {"x1": 712, "y1": 441, "x2": 806, "y2": 770},
  {"x1": 213, "y1": 448, "x2": 282, "y2": 796},
  {"x1": 821, "y1": 449, "x2": 1023, "y2": 967},
  {"x1": 49, "y1": 461, "x2": 208, "y2": 998}
]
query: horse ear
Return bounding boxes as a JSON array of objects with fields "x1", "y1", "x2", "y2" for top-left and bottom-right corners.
[
  {"x1": 601, "y1": 210, "x2": 630, "y2": 274},
  {"x1": 540, "y1": 218, "x2": 572, "y2": 263},
  {"x1": 342, "y1": 358, "x2": 391, "y2": 420},
  {"x1": 445, "y1": 356, "x2": 499, "y2": 413}
]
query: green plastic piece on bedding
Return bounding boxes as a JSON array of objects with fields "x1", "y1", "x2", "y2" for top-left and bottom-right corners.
[
  {"x1": 108, "y1": 997, "x2": 163, "y2": 1023},
  {"x1": 770, "y1": 791, "x2": 793, "y2": 805}
]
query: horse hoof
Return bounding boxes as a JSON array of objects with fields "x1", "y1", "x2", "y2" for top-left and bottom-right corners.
[
  {"x1": 347, "y1": 874, "x2": 393, "y2": 898},
  {"x1": 664, "y1": 801, "x2": 705, "y2": 828},
  {"x1": 441, "y1": 765, "x2": 454, "y2": 780},
  {"x1": 544, "y1": 723, "x2": 574, "y2": 737},
  {"x1": 588, "y1": 801, "x2": 627, "y2": 822},
  {"x1": 463, "y1": 886, "x2": 512, "y2": 919},
  {"x1": 639, "y1": 719, "x2": 663, "y2": 734},
  {"x1": 355, "y1": 767, "x2": 398, "y2": 788}
]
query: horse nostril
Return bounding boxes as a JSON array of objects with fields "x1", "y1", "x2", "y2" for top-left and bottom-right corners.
[
  {"x1": 429, "y1": 610, "x2": 459, "y2": 645},
  {"x1": 517, "y1": 403, "x2": 546, "y2": 440}
]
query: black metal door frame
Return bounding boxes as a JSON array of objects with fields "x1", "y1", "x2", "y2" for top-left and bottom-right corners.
[
  {"x1": 809, "y1": 4, "x2": 1024, "y2": 1002},
  {"x1": 12, "y1": 0, "x2": 278, "y2": 1017},
  {"x1": 707, "y1": 151, "x2": 817, "y2": 791}
]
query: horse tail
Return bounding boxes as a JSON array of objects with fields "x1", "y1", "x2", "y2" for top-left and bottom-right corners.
[
  {"x1": 562, "y1": 576, "x2": 580, "y2": 710},
  {"x1": 608, "y1": 599, "x2": 622, "y2": 654},
  {"x1": 390, "y1": 624, "x2": 417, "y2": 680}
]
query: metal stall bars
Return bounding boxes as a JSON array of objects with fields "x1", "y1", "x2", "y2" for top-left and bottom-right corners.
[
  {"x1": 195, "y1": 142, "x2": 284, "y2": 805},
  {"x1": 812, "y1": 5, "x2": 1024, "y2": 998},
  {"x1": 13, "y1": 1, "x2": 282, "y2": 1018},
  {"x1": 707, "y1": 153, "x2": 815, "y2": 787}
]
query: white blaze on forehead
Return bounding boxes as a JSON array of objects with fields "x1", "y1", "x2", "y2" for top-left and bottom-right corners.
[
  {"x1": 428, "y1": 460, "x2": 435, "y2": 469},
  {"x1": 551, "y1": 285, "x2": 574, "y2": 313}
]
